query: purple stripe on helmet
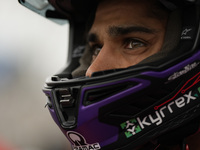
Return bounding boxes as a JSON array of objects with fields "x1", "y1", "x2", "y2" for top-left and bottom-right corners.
[
  {"x1": 77, "y1": 78, "x2": 151, "y2": 146},
  {"x1": 142, "y1": 51, "x2": 200, "y2": 77}
]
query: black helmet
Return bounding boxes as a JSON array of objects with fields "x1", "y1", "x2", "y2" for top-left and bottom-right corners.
[{"x1": 19, "y1": 0, "x2": 200, "y2": 149}]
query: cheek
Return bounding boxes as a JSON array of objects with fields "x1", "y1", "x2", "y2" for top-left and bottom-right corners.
[{"x1": 121, "y1": 53, "x2": 148, "y2": 66}]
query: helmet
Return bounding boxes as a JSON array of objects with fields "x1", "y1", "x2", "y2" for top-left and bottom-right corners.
[{"x1": 19, "y1": 0, "x2": 200, "y2": 149}]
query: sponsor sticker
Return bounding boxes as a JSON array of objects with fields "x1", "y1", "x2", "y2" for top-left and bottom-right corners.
[
  {"x1": 121, "y1": 72, "x2": 200, "y2": 138},
  {"x1": 67, "y1": 131, "x2": 101, "y2": 150}
]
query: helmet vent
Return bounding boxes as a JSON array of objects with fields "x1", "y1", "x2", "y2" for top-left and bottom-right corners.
[{"x1": 84, "y1": 82, "x2": 137, "y2": 106}]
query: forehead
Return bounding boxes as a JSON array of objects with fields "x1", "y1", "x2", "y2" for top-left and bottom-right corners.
[
  {"x1": 96, "y1": 0, "x2": 153, "y2": 19},
  {"x1": 90, "y1": 0, "x2": 160, "y2": 34}
]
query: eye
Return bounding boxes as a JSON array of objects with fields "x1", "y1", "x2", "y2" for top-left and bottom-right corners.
[
  {"x1": 93, "y1": 47, "x2": 101, "y2": 56},
  {"x1": 124, "y1": 38, "x2": 147, "y2": 50},
  {"x1": 90, "y1": 45, "x2": 102, "y2": 56}
]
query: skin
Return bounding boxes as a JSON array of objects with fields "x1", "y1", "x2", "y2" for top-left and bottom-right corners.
[
  {"x1": 85, "y1": 0, "x2": 168, "y2": 77},
  {"x1": 84, "y1": 0, "x2": 200, "y2": 149}
]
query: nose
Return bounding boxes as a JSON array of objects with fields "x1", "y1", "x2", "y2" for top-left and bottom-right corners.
[{"x1": 85, "y1": 47, "x2": 119, "y2": 77}]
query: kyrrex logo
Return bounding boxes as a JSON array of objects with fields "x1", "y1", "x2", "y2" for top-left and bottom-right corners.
[
  {"x1": 120, "y1": 90, "x2": 199, "y2": 138},
  {"x1": 121, "y1": 71, "x2": 200, "y2": 138}
]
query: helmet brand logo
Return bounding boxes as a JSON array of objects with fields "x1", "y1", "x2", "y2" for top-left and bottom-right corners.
[
  {"x1": 182, "y1": 28, "x2": 192, "y2": 36},
  {"x1": 67, "y1": 131, "x2": 101, "y2": 150},
  {"x1": 181, "y1": 27, "x2": 193, "y2": 40}
]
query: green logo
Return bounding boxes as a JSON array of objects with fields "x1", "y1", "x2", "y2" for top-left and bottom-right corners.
[{"x1": 120, "y1": 118, "x2": 141, "y2": 138}]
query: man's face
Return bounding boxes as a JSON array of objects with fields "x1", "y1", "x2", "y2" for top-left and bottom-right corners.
[{"x1": 85, "y1": 0, "x2": 168, "y2": 77}]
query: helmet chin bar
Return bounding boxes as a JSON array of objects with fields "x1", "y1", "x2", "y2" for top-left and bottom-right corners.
[
  {"x1": 42, "y1": 2, "x2": 200, "y2": 150},
  {"x1": 43, "y1": 53, "x2": 200, "y2": 150}
]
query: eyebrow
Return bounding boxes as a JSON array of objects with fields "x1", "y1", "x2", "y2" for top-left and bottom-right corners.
[
  {"x1": 87, "y1": 25, "x2": 157, "y2": 43},
  {"x1": 87, "y1": 33, "x2": 99, "y2": 43},
  {"x1": 108, "y1": 25, "x2": 157, "y2": 36}
]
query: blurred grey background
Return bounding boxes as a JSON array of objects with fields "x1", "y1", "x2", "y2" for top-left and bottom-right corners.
[{"x1": 0, "y1": 0, "x2": 71, "y2": 150}]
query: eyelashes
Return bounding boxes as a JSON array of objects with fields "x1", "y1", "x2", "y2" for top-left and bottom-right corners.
[
  {"x1": 89, "y1": 44, "x2": 102, "y2": 56},
  {"x1": 124, "y1": 38, "x2": 147, "y2": 50},
  {"x1": 88, "y1": 38, "x2": 148, "y2": 58}
]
